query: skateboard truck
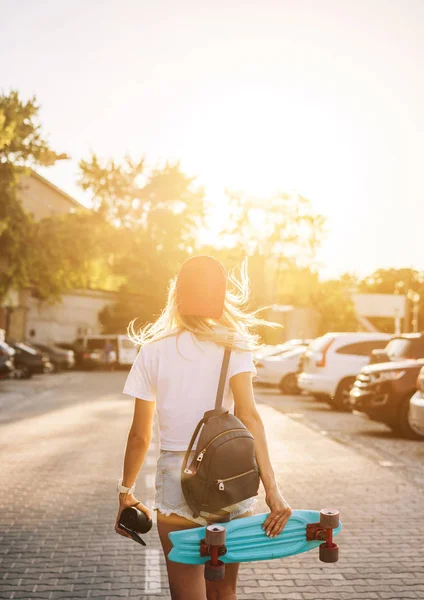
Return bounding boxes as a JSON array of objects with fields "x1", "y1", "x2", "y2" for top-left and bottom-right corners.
[
  {"x1": 306, "y1": 508, "x2": 340, "y2": 563},
  {"x1": 200, "y1": 525, "x2": 228, "y2": 581}
]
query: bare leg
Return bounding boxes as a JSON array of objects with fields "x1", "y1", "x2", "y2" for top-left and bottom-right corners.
[
  {"x1": 205, "y1": 510, "x2": 253, "y2": 600},
  {"x1": 157, "y1": 512, "x2": 207, "y2": 600},
  {"x1": 157, "y1": 509, "x2": 253, "y2": 600}
]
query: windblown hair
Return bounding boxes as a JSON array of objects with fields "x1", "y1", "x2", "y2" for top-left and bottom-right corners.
[{"x1": 127, "y1": 256, "x2": 282, "y2": 353}]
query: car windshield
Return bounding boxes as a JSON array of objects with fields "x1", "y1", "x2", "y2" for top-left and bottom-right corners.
[
  {"x1": 15, "y1": 342, "x2": 39, "y2": 355},
  {"x1": 308, "y1": 335, "x2": 335, "y2": 352},
  {"x1": 36, "y1": 344, "x2": 50, "y2": 352},
  {"x1": 261, "y1": 341, "x2": 307, "y2": 358},
  {"x1": 0, "y1": 342, "x2": 14, "y2": 355},
  {"x1": 268, "y1": 347, "x2": 305, "y2": 360}
]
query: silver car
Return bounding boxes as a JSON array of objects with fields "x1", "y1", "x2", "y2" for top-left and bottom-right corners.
[{"x1": 409, "y1": 366, "x2": 424, "y2": 438}]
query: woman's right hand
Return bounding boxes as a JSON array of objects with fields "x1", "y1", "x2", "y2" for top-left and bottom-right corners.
[
  {"x1": 114, "y1": 492, "x2": 151, "y2": 539},
  {"x1": 262, "y1": 488, "x2": 292, "y2": 538}
]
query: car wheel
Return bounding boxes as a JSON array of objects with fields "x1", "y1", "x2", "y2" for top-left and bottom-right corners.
[
  {"x1": 331, "y1": 378, "x2": 355, "y2": 412},
  {"x1": 396, "y1": 393, "x2": 424, "y2": 440},
  {"x1": 279, "y1": 373, "x2": 300, "y2": 395}
]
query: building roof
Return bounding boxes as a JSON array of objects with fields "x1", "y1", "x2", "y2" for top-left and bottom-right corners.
[{"x1": 30, "y1": 170, "x2": 86, "y2": 209}]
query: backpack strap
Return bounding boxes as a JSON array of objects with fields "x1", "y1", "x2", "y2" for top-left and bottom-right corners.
[
  {"x1": 214, "y1": 346, "x2": 231, "y2": 410},
  {"x1": 181, "y1": 345, "x2": 231, "y2": 476}
]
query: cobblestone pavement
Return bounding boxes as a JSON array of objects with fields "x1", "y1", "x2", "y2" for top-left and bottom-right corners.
[
  {"x1": 256, "y1": 385, "x2": 424, "y2": 490},
  {"x1": 1, "y1": 372, "x2": 424, "y2": 600}
]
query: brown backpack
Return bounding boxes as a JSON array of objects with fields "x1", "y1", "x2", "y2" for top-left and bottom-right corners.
[{"x1": 181, "y1": 346, "x2": 260, "y2": 519}]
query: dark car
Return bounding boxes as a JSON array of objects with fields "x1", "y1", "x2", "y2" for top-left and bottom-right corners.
[
  {"x1": 55, "y1": 339, "x2": 104, "y2": 370},
  {"x1": 9, "y1": 342, "x2": 53, "y2": 378},
  {"x1": 0, "y1": 341, "x2": 15, "y2": 380},
  {"x1": 349, "y1": 358, "x2": 424, "y2": 439},
  {"x1": 71, "y1": 338, "x2": 106, "y2": 370},
  {"x1": 31, "y1": 342, "x2": 75, "y2": 372},
  {"x1": 370, "y1": 333, "x2": 424, "y2": 364}
]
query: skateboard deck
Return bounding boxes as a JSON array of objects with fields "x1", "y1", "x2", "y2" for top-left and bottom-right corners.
[{"x1": 168, "y1": 510, "x2": 342, "y2": 564}]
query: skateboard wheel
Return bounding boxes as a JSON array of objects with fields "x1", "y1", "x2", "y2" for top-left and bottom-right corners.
[
  {"x1": 204, "y1": 559, "x2": 225, "y2": 581},
  {"x1": 319, "y1": 542, "x2": 339, "y2": 563},
  {"x1": 319, "y1": 508, "x2": 339, "y2": 529},
  {"x1": 205, "y1": 524, "x2": 226, "y2": 546}
]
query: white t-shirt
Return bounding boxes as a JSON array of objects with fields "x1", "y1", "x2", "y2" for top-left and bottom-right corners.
[{"x1": 122, "y1": 328, "x2": 257, "y2": 450}]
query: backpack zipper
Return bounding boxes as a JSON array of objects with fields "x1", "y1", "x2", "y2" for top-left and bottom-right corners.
[
  {"x1": 216, "y1": 468, "x2": 256, "y2": 491},
  {"x1": 196, "y1": 428, "x2": 247, "y2": 463}
]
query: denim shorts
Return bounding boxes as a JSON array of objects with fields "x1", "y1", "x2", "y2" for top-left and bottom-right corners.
[{"x1": 153, "y1": 449, "x2": 257, "y2": 526}]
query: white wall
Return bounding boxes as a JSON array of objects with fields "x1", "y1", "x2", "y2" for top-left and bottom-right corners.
[{"x1": 25, "y1": 289, "x2": 119, "y2": 344}]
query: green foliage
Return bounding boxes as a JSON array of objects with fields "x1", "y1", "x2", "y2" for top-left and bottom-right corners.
[
  {"x1": 223, "y1": 191, "x2": 325, "y2": 265},
  {"x1": 360, "y1": 268, "x2": 424, "y2": 333},
  {"x1": 29, "y1": 212, "x2": 114, "y2": 300},
  {"x1": 274, "y1": 267, "x2": 358, "y2": 334},
  {"x1": 98, "y1": 295, "x2": 158, "y2": 335},
  {"x1": 0, "y1": 90, "x2": 68, "y2": 171},
  {"x1": 0, "y1": 90, "x2": 69, "y2": 302},
  {"x1": 78, "y1": 154, "x2": 208, "y2": 329},
  {"x1": 311, "y1": 277, "x2": 358, "y2": 334},
  {"x1": 0, "y1": 176, "x2": 34, "y2": 298}
]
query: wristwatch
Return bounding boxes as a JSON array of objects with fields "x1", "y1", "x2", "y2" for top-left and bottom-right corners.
[{"x1": 116, "y1": 477, "x2": 136, "y2": 495}]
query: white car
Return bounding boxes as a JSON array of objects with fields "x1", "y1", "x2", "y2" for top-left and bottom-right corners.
[
  {"x1": 297, "y1": 332, "x2": 391, "y2": 410},
  {"x1": 255, "y1": 339, "x2": 312, "y2": 360},
  {"x1": 409, "y1": 366, "x2": 424, "y2": 438},
  {"x1": 255, "y1": 346, "x2": 306, "y2": 394}
]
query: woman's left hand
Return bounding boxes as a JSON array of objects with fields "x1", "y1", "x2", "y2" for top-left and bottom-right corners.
[
  {"x1": 263, "y1": 488, "x2": 292, "y2": 538},
  {"x1": 114, "y1": 492, "x2": 151, "y2": 539}
]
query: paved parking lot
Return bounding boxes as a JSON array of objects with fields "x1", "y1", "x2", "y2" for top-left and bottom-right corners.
[
  {"x1": 257, "y1": 385, "x2": 424, "y2": 490},
  {"x1": 1, "y1": 372, "x2": 424, "y2": 599}
]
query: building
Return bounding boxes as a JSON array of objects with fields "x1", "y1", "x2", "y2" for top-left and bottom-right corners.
[
  {"x1": 264, "y1": 305, "x2": 321, "y2": 344},
  {"x1": 0, "y1": 171, "x2": 86, "y2": 340},
  {"x1": 18, "y1": 170, "x2": 84, "y2": 220}
]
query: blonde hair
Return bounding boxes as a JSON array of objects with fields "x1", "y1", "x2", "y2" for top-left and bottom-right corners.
[{"x1": 127, "y1": 256, "x2": 282, "y2": 353}]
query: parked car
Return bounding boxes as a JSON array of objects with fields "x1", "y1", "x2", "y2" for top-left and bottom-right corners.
[
  {"x1": 55, "y1": 342, "x2": 76, "y2": 352},
  {"x1": 349, "y1": 359, "x2": 424, "y2": 440},
  {"x1": 72, "y1": 334, "x2": 138, "y2": 370},
  {"x1": 370, "y1": 332, "x2": 424, "y2": 364},
  {"x1": 31, "y1": 342, "x2": 75, "y2": 372},
  {"x1": 409, "y1": 366, "x2": 424, "y2": 438},
  {"x1": 9, "y1": 342, "x2": 53, "y2": 378},
  {"x1": 297, "y1": 332, "x2": 391, "y2": 411},
  {"x1": 0, "y1": 341, "x2": 15, "y2": 380},
  {"x1": 255, "y1": 339, "x2": 312, "y2": 360},
  {"x1": 255, "y1": 346, "x2": 307, "y2": 394}
]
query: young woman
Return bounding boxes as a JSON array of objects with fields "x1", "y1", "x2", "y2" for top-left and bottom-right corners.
[{"x1": 114, "y1": 255, "x2": 292, "y2": 600}]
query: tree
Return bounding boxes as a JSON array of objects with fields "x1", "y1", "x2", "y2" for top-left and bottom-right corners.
[
  {"x1": 212, "y1": 190, "x2": 325, "y2": 310},
  {"x1": 0, "y1": 90, "x2": 67, "y2": 171},
  {"x1": 79, "y1": 154, "x2": 208, "y2": 328},
  {"x1": 0, "y1": 91, "x2": 68, "y2": 302},
  {"x1": 359, "y1": 268, "x2": 424, "y2": 333}
]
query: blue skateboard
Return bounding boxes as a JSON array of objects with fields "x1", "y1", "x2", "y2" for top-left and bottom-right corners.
[{"x1": 169, "y1": 509, "x2": 341, "y2": 580}]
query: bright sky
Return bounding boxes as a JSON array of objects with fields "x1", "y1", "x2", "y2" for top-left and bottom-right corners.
[{"x1": 1, "y1": 0, "x2": 423, "y2": 278}]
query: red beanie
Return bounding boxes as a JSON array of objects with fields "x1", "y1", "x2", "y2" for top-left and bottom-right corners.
[{"x1": 176, "y1": 255, "x2": 227, "y2": 319}]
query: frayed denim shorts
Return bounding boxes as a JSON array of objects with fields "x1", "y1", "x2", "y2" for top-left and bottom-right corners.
[{"x1": 153, "y1": 449, "x2": 257, "y2": 526}]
